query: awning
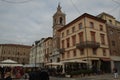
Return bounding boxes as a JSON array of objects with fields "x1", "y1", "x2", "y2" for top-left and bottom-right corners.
[
  {"x1": 100, "y1": 58, "x2": 111, "y2": 61},
  {"x1": 45, "y1": 62, "x2": 63, "y2": 66},
  {"x1": 61, "y1": 59, "x2": 87, "y2": 63}
]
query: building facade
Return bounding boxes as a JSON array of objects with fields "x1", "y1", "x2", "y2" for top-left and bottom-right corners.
[
  {"x1": 29, "y1": 5, "x2": 120, "y2": 74},
  {"x1": 97, "y1": 12, "x2": 120, "y2": 74},
  {"x1": 0, "y1": 44, "x2": 31, "y2": 64},
  {"x1": 44, "y1": 37, "x2": 53, "y2": 64},
  {"x1": 59, "y1": 13, "x2": 111, "y2": 73},
  {"x1": 30, "y1": 38, "x2": 45, "y2": 67}
]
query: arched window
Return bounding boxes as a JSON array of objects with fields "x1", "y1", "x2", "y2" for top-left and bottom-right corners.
[
  {"x1": 60, "y1": 17, "x2": 63, "y2": 24},
  {"x1": 54, "y1": 19, "x2": 57, "y2": 24}
]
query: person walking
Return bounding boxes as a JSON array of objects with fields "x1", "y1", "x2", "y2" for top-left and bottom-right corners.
[
  {"x1": 4, "y1": 72, "x2": 12, "y2": 80},
  {"x1": 113, "y1": 67, "x2": 118, "y2": 79}
]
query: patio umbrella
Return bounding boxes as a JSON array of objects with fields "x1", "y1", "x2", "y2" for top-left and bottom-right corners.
[{"x1": 0, "y1": 59, "x2": 23, "y2": 67}]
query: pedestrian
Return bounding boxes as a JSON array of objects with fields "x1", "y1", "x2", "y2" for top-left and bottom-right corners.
[
  {"x1": 4, "y1": 72, "x2": 12, "y2": 80},
  {"x1": 39, "y1": 69, "x2": 49, "y2": 80},
  {"x1": 113, "y1": 67, "x2": 118, "y2": 79}
]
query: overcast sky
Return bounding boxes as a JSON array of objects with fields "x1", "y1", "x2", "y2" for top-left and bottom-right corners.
[{"x1": 0, "y1": 0, "x2": 120, "y2": 45}]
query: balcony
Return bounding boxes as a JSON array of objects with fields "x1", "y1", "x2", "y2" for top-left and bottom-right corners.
[
  {"x1": 58, "y1": 48, "x2": 65, "y2": 54},
  {"x1": 45, "y1": 53, "x2": 49, "y2": 58},
  {"x1": 76, "y1": 41, "x2": 100, "y2": 49}
]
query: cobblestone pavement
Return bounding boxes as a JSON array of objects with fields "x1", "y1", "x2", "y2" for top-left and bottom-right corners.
[
  {"x1": 11, "y1": 74, "x2": 120, "y2": 80},
  {"x1": 50, "y1": 74, "x2": 120, "y2": 80}
]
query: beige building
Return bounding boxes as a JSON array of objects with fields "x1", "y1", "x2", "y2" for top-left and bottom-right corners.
[
  {"x1": 0, "y1": 44, "x2": 31, "y2": 64},
  {"x1": 59, "y1": 13, "x2": 111, "y2": 73},
  {"x1": 97, "y1": 12, "x2": 120, "y2": 74},
  {"x1": 44, "y1": 37, "x2": 53, "y2": 64}
]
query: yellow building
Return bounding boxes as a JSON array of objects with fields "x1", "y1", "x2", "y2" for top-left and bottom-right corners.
[
  {"x1": 0, "y1": 44, "x2": 31, "y2": 64},
  {"x1": 59, "y1": 13, "x2": 111, "y2": 73}
]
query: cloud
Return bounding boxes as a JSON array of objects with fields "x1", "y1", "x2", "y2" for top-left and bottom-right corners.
[{"x1": 0, "y1": 0, "x2": 119, "y2": 45}]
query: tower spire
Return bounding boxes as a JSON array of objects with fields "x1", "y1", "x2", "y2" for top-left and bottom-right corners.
[{"x1": 57, "y1": 2, "x2": 61, "y2": 12}]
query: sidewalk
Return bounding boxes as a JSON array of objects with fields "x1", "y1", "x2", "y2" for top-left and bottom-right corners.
[
  {"x1": 85, "y1": 74, "x2": 120, "y2": 80},
  {"x1": 50, "y1": 74, "x2": 120, "y2": 80}
]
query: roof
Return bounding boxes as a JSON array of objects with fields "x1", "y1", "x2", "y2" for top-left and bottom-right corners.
[
  {"x1": 97, "y1": 12, "x2": 115, "y2": 19},
  {"x1": 44, "y1": 37, "x2": 53, "y2": 42},
  {"x1": 58, "y1": 13, "x2": 106, "y2": 31},
  {"x1": 0, "y1": 44, "x2": 31, "y2": 48}
]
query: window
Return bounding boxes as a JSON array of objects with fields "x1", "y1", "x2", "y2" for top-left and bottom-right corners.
[
  {"x1": 66, "y1": 38, "x2": 70, "y2": 48},
  {"x1": 109, "y1": 19, "x2": 112, "y2": 24},
  {"x1": 100, "y1": 25, "x2": 103, "y2": 31},
  {"x1": 90, "y1": 22, "x2": 94, "y2": 28},
  {"x1": 66, "y1": 30, "x2": 69, "y2": 35},
  {"x1": 57, "y1": 58, "x2": 60, "y2": 62},
  {"x1": 100, "y1": 34, "x2": 105, "y2": 45},
  {"x1": 73, "y1": 49, "x2": 76, "y2": 56},
  {"x1": 91, "y1": 31, "x2": 96, "y2": 42},
  {"x1": 62, "y1": 40, "x2": 64, "y2": 48},
  {"x1": 103, "y1": 49, "x2": 106, "y2": 56},
  {"x1": 62, "y1": 32, "x2": 64, "y2": 37},
  {"x1": 79, "y1": 23, "x2": 82, "y2": 29},
  {"x1": 93, "y1": 49, "x2": 97, "y2": 55},
  {"x1": 80, "y1": 49, "x2": 84, "y2": 55},
  {"x1": 72, "y1": 26, "x2": 75, "y2": 33},
  {"x1": 62, "y1": 53, "x2": 65, "y2": 59},
  {"x1": 78, "y1": 32, "x2": 83, "y2": 42},
  {"x1": 67, "y1": 51, "x2": 70, "y2": 58},
  {"x1": 72, "y1": 35, "x2": 76, "y2": 46},
  {"x1": 112, "y1": 41, "x2": 115, "y2": 46},
  {"x1": 60, "y1": 17, "x2": 63, "y2": 24}
]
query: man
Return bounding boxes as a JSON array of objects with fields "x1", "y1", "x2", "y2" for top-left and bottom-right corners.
[{"x1": 39, "y1": 69, "x2": 49, "y2": 80}]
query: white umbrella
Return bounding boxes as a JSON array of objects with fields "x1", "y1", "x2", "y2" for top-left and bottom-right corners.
[
  {"x1": 0, "y1": 63, "x2": 23, "y2": 67},
  {"x1": 0, "y1": 59, "x2": 23, "y2": 67},
  {"x1": 1, "y1": 59, "x2": 17, "y2": 64}
]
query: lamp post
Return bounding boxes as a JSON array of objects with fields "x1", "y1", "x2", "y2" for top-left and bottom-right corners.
[{"x1": 35, "y1": 41, "x2": 38, "y2": 70}]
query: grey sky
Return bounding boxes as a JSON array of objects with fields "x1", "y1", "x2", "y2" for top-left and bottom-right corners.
[{"x1": 0, "y1": 0, "x2": 120, "y2": 45}]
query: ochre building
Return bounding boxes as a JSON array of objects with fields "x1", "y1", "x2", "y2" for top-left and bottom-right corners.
[
  {"x1": 59, "y1": 13, "x2": 111, "y2": 73},
  {"x1": 0, "y1": 44, "x2": 31, "y2": 64}
]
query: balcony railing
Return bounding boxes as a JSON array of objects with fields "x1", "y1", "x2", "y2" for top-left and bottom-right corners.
[
  {"x1": 58, "y1": 48, "x2": 65, "y2": 54},
  {"x1": 76, "y1": 41, "x2": 100, "y2": 49}
]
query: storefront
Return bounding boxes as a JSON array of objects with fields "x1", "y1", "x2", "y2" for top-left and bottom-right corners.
[{"x1": 100, "y1": 58, "x2": 111, "y2": 73}]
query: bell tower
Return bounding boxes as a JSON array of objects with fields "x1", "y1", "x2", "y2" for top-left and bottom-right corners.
[
  {"x1": 52, "y1": 3, "x2": 66, "y2": 62},
  {"x1": 53, "y1": 3, "x2": 66, "y2": 28},
  {"x1": 52, "y1": 3, "x2": 66, "y2": 49}
]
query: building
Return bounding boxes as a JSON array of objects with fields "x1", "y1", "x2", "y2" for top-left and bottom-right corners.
[
  {"x1": 30, "y1": 38, "x2": 45, "y2": 67},
  {"x1": 97, "y1": 12, "x2": 120, "y2": 74},
  {"x1": 44, "y1": 37, "x2": 53, "y2": 64},
  {"x1": 29, "y1": 4, "x2": 120, "y2": 74},
  {"x1": 59, "y1": 13, "x2": 111, "y2": 73},
  {"x1": 51, "y1": 4, "x2": 66, "y2": 63},
  {"x1": 0, "y1": 44, "x2": 31, "y2": 64}
]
